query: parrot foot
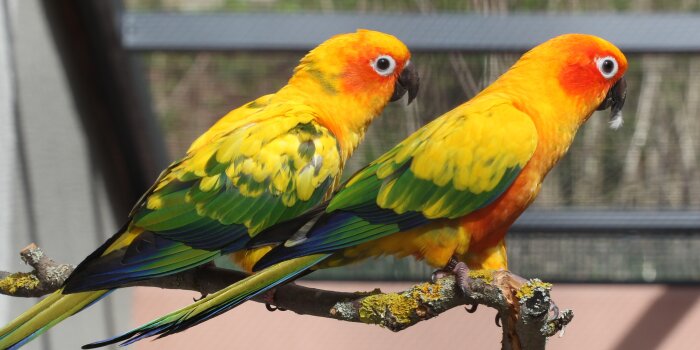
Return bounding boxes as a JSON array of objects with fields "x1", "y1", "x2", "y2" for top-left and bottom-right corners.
[
  {"x1": 452, "y1": 260, "x2": 473, "y2": 296},
  {"x1": 265, "y1": 303, "x2": 286, "y2": 312},
  {"x1": 431, "y1": 256, "x2": 473, "y2": 296},
  {"x1": 192, "y1": 262, "x2": 216, "y2": 302},
  {"x1": 431, "y1": 270, "x2": 451, "y2": 282},
  {"x1": 431, "y1": 256, "x2": 459, "y2": 282},
  {"x1": 262, "y1": 289, "x2": 287, "y2": 312}
]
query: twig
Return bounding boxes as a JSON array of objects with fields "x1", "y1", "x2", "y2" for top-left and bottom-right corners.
[
  {"x1": 0, "y1": 243, "x2": 74, "y2": 297},
  {"x1": 1, "y1": 244, "x2": 573, "y2": 350}
]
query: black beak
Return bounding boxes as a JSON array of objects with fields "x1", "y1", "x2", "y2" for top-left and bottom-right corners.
[
  {"x1": 596, "y1": 76, "x2": 627, "y2": 129},
  {"x1": 390, "y1": 60, "x2": 419, "y2": 104}
]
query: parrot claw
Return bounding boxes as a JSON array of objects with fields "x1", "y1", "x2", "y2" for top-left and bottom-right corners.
[
  {"x1": 265, "y1": 303, "x2": 287, "y2": 312},
  {"x1": 495, "y1": 313, "x2": 502, "y2": 327},
  {"x1": 262, "y1": 288, "x2": 287, "y2": 312},
  {"x1": 431, "y1": 257, "x2": 458, "y2": 282},
  {"x1": 431, "y1": 256, "x2": 472, "y2": 296},
  {"x1": 430, "y1": 269, "x2": 450, "y2": 283},
  {"x1": 193, "y1": 293, "x2": 208, "y2": 302},
  {"x1": 452, "y1": 261, "x2": 473, "y2": 296},
  {"x1": 464, "y1": 304, "x2": 478, "y2": 313},
  {"x1": 547, "y1": 301, "x2": 560, "y2": 322}
]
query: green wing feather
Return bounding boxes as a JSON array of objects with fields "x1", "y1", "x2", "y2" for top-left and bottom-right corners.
[
  {"x1": 136, "y1": 112, "x2": 341, "y2": 243},
  {"x1": 91, "y1": 99, "x2": 542, "y2": 349},
  {"x1": 64, "y1": 100, "x2": 342, "y2": 292},
  {"x1": 257, "y1": 101, "x2": 539, "y2": 268}
]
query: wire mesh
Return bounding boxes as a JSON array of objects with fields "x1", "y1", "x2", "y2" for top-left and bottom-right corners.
[
  {"x1": 142, "y1": 51, "x2": 700, "y2": 210},
  {"x1": 125, "y1": 0, "x2": 700, "y2": 282}
]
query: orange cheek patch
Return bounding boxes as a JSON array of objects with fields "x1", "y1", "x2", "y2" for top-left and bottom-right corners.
[
  {"x1": 558, "y1": 63, "x2": 601, "y2": 98},
  {"x1": 557, "y1": 44, "x2": 616, "y2": 105},
  {"x1": 341, "y1": 67, "x2": 389, "y2": 96}
]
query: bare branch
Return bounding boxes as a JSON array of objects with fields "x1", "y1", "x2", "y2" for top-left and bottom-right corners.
[
  {"x1": 1, "y1": 245, "x2": 573, "y2": 350},
  {"x1": 0, "y1": 244, "x2": 74, "y2": 297}
]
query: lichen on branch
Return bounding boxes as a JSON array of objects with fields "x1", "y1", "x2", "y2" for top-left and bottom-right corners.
[
  {"x1": 331, "y1": 276, "x2": 459, "y2": 331},
  {"x1": 0, "y1": 272, "x2": 40, "y2": 295},
  {"x1": 1, "y1": 244, "x2": 573, "y2": 350},
  {"x1": 0, "y1": 244, "x2": 74, "y2": 297}
]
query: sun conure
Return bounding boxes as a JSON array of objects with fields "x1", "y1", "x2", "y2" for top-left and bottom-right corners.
[
  {"x1": 85, "y1": 33, "x2": 627, "y2": 348},
  {"x1": 0, "y1": 29, "x2": 418, "y2": 350}
]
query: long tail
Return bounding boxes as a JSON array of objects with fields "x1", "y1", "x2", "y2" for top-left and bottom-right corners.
[
  {"x1": 84, "y1": 254, "x2": 330, "y2": 349},
  {"x1": 0, "y1": 289, "x2": 110, "y2": 349}
]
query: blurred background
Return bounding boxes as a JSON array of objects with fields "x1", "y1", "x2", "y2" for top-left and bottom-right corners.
[{"x1": 1, "y1": 0, "x2": 699, "y2": 349}]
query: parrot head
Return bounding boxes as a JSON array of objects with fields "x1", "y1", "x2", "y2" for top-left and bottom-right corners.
[
  {"x1": 289, "y1": 29, "x2": 418, "y2": 106},
  {"x1": 501, "y1": 33, "x2": 628, "y2": 130},
  {"x1": 285, "y1": 29, "x2": 418, "y2": 157}
]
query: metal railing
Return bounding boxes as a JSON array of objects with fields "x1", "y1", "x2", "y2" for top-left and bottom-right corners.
[
  {"x1": 121, "y1": 12, "x2": 700, "y2": 53},
  {"x1": 118, "y1": 11, "x2": 700, "y2": 235}
]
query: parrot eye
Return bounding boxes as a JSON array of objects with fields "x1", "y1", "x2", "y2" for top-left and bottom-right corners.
[
  {"x1": 596, "y1": 56, "x2": 618, "y2": 79},
  {"x1": 371, "y1": 55, "x2": 397, "y2": 76}
]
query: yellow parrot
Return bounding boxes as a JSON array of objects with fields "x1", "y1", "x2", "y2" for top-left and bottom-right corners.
[
  {"x1": 0, "y1": 29, "x2": 418, "y2": 349},
  {"x1": 88, "y1": 33, "x2": 627, "y2": 348}
]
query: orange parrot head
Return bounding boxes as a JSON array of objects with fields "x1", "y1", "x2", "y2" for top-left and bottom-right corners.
[
  {"x1": 498, "y1": 33, "x2": 628, "y2": 130},
  {"x1": 285, "y1": 29, "x2": 419, "y2": 157},
  {"x1": 289, "y1": 29, "x2": 418, "y2": 111}
]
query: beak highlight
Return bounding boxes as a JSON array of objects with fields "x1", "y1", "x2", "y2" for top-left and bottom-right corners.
[
  {"x1": 597, "y1": 76, "x2": 627, "y2": 129},
  {"x1": 390, "y1": 61, "x2": 420, "y2": 104}
]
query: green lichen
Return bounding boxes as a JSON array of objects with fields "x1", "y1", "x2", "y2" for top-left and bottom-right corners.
[
  {"x1": 410, "y1": 281, "x2": 445, "y2": 303},
  {"x1": 516, "y1": 279, "x2": 552, "y2": 299},
  {"x1": 0, "y1": 272, "x2": 40, "y2": 294},
  {"x1": 357, "y1": 279, "x2": 455, "y2": 326},
  {"x1": 468, "y1": 269, "x2": 496, "y2": 284},
  {"x1": 358, "y1": 292, "x2": 419, "y2": 325}
]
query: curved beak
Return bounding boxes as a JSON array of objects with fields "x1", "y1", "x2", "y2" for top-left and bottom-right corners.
[
  {"x1": 596, "y1": 76, "x2": 627, "y2": 129},
  {"x1": 390, "y1": 60, "x2": 420, "y2": 104}
]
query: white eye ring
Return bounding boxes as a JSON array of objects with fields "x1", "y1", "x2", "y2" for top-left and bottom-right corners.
[
  {"x1": 371, "y1": 55, "x2": 397, "y2": 76},
  {"x1": 596, "y1": 56, "x2": 618, "y2": 79}
]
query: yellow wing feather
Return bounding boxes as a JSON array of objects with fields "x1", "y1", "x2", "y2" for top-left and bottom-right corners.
[{"x1": 404, "y1": 99, "x2": 537, "y2": 193}]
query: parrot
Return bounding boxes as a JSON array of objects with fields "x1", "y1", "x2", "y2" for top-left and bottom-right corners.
[
  {"x1": 0, "y1": 29, "x2": 419, "y2": 350},
  {"x1": 85, "y1": 33, "x2": 628, "y2": 348}
]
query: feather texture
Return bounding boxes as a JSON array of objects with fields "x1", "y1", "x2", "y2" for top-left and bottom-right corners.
[
  {"x1": 0, "y1": 29, "x2": 414, "y2": 349},
  {"x1": 98, "y1": 34, "x2": 628, "y2": 347}
]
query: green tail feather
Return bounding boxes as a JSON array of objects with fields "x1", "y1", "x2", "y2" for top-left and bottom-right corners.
[
  {"x1": 85, "y1": 254, "x2": 329, "y2": 348},
  {"x1": 0, "y1": 289, "x2": 109, "y2": 349}
]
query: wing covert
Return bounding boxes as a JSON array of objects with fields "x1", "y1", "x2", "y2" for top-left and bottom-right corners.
[
  {"x1": 134, "y1": 110, "x2": 342, "y2": 251},
  {"x1": 66, "y1": 100, "x2": 344, "y2": 291},
  {"x1": 255, "y1": 101, "x2": 538, "y2": 269}
]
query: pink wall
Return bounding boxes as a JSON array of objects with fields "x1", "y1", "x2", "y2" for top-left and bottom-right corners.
[{"x1": 130, "y1": 282, "x2": 700, "y2": 350}]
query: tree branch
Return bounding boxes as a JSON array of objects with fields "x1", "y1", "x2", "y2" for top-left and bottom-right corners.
[
  {"x1": 0, "y1": 243, "x2": 74, "y2": 297},
  {"x1": 1, "y1": 244, "x2": 573, "y2": 349}
]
